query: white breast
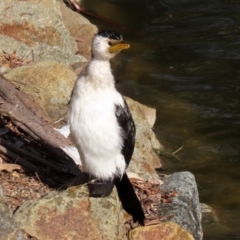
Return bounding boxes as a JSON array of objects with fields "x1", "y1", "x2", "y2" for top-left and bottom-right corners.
[{"x1": 68, "y1": 71, "x2": 126, "y2": 181}]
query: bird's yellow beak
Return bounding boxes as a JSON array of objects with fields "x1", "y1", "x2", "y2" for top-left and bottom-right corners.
[{"x1": 109, "y1": 43, "x2": 130, "y2": 53}]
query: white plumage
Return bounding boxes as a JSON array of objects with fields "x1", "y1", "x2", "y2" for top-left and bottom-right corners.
[{"x1": 68, "y1": 32, "x2": 128, "y2": 180}]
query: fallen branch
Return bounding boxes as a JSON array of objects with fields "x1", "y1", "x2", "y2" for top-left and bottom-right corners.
[
  {"x1": 64, "y1": 0, "x2": 124, "y2": 28},
  {"x1": 0, "y1": 74, "x2": 81, "y2": 176}
]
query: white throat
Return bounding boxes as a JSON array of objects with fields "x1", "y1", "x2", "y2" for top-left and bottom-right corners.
[{"x1": 87, "y1": 58, "x2": 115, "y2": 88}]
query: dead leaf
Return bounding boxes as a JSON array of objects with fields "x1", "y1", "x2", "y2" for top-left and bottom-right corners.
[
  {"x1": 0, "y1": 50, "x2": 32, "y2": 69},
  {"x1": 0, "y1": 163, "x2": 23, "y2": 172}
]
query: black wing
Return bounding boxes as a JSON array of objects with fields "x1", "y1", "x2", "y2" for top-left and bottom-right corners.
[{"x1": 115, "y1": 98, "x2": 136, "y2": 167}]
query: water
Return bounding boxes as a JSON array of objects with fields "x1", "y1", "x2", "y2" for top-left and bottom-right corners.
[{"x1": 81, "y1": 0, "x2": 240, "y2": 238}]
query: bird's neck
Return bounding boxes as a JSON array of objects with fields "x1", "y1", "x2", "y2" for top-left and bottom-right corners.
[{"x1": 87, "y1": 58, "x2": 115, "y2": 88}]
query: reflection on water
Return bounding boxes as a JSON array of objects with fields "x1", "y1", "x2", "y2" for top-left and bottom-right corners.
[{"x1": 82, "y1": 0, "x2": 240, "y2": 238}]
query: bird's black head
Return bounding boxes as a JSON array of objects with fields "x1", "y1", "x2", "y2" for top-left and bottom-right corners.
[
  {"x1": 97, "y1": 30, "x2": 122, "y2": 41},
  {"x1": 92, "y1": 30, "x2": 129, "y2": 60}
]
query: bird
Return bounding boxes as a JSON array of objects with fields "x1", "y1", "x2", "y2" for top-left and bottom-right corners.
[{"x1": 68, "y1": 30, "x2": 145, "y2": 225}]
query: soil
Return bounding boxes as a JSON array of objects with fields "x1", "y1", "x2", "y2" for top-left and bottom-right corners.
[{"x1": 0, "y1": 170, "x2": 52, "y2": 212}]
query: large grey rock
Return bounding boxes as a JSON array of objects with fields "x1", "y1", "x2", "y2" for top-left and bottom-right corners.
[
  {"x1": 0, "y1": 186, "x2": 26, "y2": 240},
  {"x1": 5, "y1": 60, "x2": 77, "y2": 121},
  {"x1": 0, "y1": 0, "x2": 85, "y2": 66},
  {"x1": 14, "y1": 185, "x2": 127, "y2": 240},
  {"x1": 159, "y1": 172, "x2": 203, "y2": 240}
]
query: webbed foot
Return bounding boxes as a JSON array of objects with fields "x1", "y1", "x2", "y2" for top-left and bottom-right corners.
[{"x1": 88, "y1": 180, "x2": 114, "y2": 197}]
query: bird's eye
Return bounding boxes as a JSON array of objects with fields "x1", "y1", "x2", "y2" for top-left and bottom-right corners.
[{"x1": 108, "y1": 41, "x2": 113, "y2": 46}]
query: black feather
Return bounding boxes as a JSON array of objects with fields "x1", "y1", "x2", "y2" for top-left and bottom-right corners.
[
  {"x1": 115, "y1": 173, "x2": 145, "y2": 225},
  {"x1": 115, "y1": 98, "x2": 135, "y2": 166},
  {"x1": 115, "y1": 98, "x2": 145, "y2": 225},
  {"x1": 98, "y1": 30, "x2": 122, "y2": 41}
]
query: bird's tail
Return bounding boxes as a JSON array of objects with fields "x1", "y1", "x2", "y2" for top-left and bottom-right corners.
[{"x1": 115, "y1": 173, "x2": 145, "y2": 225}]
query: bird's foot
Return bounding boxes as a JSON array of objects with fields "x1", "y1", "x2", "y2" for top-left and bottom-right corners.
[{"x1": 88, "y1": 180, "x2": 114, "y2": 197}]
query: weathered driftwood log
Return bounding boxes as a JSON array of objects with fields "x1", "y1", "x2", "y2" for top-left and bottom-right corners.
[{"x1": 0, "y1": 74, "x2": 81, "y2": 176}]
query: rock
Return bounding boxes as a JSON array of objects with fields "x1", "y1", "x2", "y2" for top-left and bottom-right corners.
[
  {"x1": 125, "y1": 97, "x2": 164, "y2": 179},
  {"x1": 60, "y1": 2, "x2": 98, "y2": 62},
  {"x1": 14, "y1": 185, "x2": 127, "y2": 240},
  {"x1": 159, "y1": 172, "x2": 203, "y2": 240},
  {"x1": 201, "y1": 203, "x2": 232, "y2": 239},
  {"x1": 201, "y1": 203, "x2": 219, "y2": 224},
  {"x1": 0, "y1": 0, "x2": 85, "y2": 66},
  {"x1": 129, "y1": 222, "x2": 194, "y2": 240},
  {"x1": 138, "y1": 103, "x2": 156, "y2": 128},
  {"x1": 0, "y1": 186, "x2": 26, "y2": 240},
  {"x1": 5, "y1": 60, "x2": 77, "y2": 121}
]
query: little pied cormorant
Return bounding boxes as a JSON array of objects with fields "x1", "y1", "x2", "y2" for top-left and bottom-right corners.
[{"x1": 68, "y1": 30, "x2": 145, "y2": 225}]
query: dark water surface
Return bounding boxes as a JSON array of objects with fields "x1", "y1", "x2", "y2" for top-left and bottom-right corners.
[{"x1": 82, "y1": 0, "x2": 240, "y2": 238}]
